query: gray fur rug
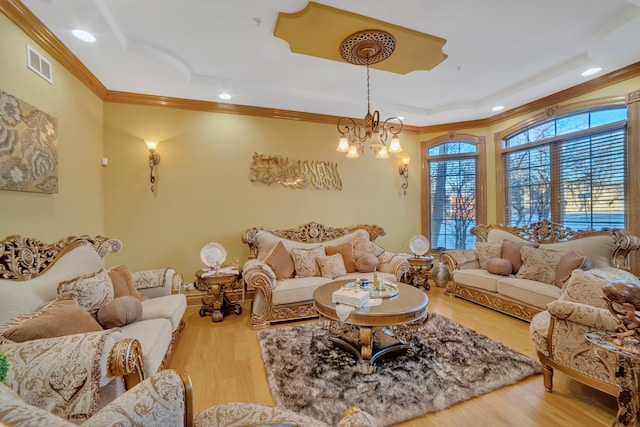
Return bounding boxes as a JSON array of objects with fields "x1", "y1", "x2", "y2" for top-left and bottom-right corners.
[{"x1": 257, "y1": 313, "x2": 541, "y2": 426}]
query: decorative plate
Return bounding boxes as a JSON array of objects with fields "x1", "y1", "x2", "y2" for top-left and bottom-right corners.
[
  {"x1": 200, "y1": 242, "x2": 227, "y2": 267},
  {"x1": 409, "y1": 235, "x2": 430, "y2": 256}
]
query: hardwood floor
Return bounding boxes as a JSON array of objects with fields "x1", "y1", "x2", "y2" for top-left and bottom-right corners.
[{"x1": 168, "y1": 286, "x2": 618, "y2": 426}]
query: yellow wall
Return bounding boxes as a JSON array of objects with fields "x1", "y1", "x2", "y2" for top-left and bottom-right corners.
[
  {"x1": 0, "y1": 14, "x2": 105, "y2": 240},
  {"x1": 103, "y1": 103, "x2": 421, "y2": 280}
]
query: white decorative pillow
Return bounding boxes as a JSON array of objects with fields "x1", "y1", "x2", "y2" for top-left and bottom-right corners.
[
  {"x1": 476, "y1": 242, "x2": 502, "y2": 269},
  {"x1": 516, "y1": 247, "x2": 566, "y2": 285},
  {"x1": 317, "y1": 253, "x2": 347, "y2": 279},
  {"x1": 352, "y1": 234, "x2": 384, "y2": 260},
  {"x1": 57, "y1": 268, "x2": 114, "y2": 314},
  {"x1": 290, "y1": 246, "x2": 324, "y2": 278}
]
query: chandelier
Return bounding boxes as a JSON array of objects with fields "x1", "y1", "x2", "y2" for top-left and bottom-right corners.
[{"x1": 336, "y1": 30, "x2": 403, "y2": 159}]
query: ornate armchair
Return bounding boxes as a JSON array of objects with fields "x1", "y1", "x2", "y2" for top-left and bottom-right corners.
[{"x1": 529, "y1": 267, "x2": 640, "y2": 394}]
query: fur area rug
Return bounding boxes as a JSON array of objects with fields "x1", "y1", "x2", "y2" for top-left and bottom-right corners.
[{"x1": 258, "y1": 313, "x2": 541, "y2": 426}]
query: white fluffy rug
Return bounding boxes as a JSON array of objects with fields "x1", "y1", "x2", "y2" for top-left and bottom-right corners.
[{"x1": 257, "y1": 313, "x2": 541, "y2": 426}]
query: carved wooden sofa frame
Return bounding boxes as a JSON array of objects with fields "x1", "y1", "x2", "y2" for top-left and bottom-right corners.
[
  {"x1": 242, "y1": 221, "x2": 410, "y2": 329},
  {"x1": 440, "y1": 221, "x2": 639, "y2": 322}
]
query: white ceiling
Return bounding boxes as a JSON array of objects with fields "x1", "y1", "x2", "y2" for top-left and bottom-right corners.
[{"x1": 21, "y1": 0, "x2": 640, "y2": 126}]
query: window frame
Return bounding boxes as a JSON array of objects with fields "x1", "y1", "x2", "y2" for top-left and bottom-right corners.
[
  {"x1": 421, "y1": 132, "x2": 486, "y2": 251},
  {"x1": 495, "y1": 95, "x2": 631, "y2": 229}
]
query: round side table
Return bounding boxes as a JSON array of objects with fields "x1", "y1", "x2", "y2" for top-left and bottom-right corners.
[
  {"x1": 194, "y1": 269, "x2": 243, "y2": 322},
  {"x1": 405, "y1": 256, "x2": 434, "y2": 291}
]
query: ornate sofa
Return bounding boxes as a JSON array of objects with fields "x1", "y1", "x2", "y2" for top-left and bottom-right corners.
[
  {"x1": 529, "y1": 266, "x2": 640, "y2": 395},
  {"x1": 0, "y1": 235, "x2": 186, "y2": 418},
  {"x1": 441, "y1": 221, "x2": 639, "y2": 321},
  {"x1": 242, "y1": 222, "x2": 410, "y2": 329}
]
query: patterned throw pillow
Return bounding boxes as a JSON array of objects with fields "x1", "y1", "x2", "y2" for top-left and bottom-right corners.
[
  {"x1": 476, "y1": 242, "x2": 502, "y2": 269},
  {"x1": 57, "y1": 268, "x2": 114, "y2": 314},
  {"x1": 516, "y1": 247, "x2": 566, "y2": 285},
  {"x1": 352, "y1": 234, "x2": 383, "y2": 260},
  {"x1": 316, "y1": 254, "x2": 347, "y2": 279},
  {"x1": 290, "y1": 246, "x2": 324, "y2": 278}
]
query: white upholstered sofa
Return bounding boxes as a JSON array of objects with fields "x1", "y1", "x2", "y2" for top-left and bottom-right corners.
[
  {"x1": 0, "y1": 235, "x2": 186, "y2": 419},
  {"x1": 242, "y1": 222, "x2": 410, "y2": 329},
  {"x1": 441, "y1": 221, "x2": 639, "y2": 321}
]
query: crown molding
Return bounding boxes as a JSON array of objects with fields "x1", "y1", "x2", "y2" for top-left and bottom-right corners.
[{"x1": 3, "y1": 0, "x2": 638, "y2": 133}]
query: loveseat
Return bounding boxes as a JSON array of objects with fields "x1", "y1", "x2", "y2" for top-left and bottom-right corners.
[
  {"x1": 0, "y1": 235, "x2": 187, "y2": 419},
  {"x1": 441, "y1": 221, "x2": 639, "y2": 321},
  {"x1": 242, "y1": 222, "x2": 410, "y2": 329}
]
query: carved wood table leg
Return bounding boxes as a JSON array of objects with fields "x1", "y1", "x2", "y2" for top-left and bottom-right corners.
[{"x1": 613, "y1": 357, "x2": 639, "y2": 427}]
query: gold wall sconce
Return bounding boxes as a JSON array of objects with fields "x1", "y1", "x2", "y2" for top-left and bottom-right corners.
[
  {"x1": 145, "y1": 140, "x2": 160, "y2": 192},
  {"x1": 399, "y1": 158, "x2": 409, "y2": 195}
]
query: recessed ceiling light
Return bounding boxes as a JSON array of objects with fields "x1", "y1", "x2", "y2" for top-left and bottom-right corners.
[
  {"x1": 72, "y1": 29, "x2": 96, "y2": 43},
  {"x1": 397, "y1": 116, "x2": 405, "y2": 121},
  {"x1": 581, "y1": 67, "x2": 602, "y2": 77},
  {"x1": 219, "y1": 93, "x2": 232, "y2": 100},
  {"x1": 492, "y1": 105, "x2": 505, "y2": 112}
]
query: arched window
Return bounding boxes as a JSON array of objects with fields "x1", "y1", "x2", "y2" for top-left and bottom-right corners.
[
  {"x1": 422, "y1": 133, "x2": 485, "y2": 250},
  {"x1": 499, "y1": 105, "x2": 627, "y2": 229}
]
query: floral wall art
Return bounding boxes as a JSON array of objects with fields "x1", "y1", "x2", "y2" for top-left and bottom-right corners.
[{"x1": 0, "y1": 90, "x2": 58, "y2": 193}]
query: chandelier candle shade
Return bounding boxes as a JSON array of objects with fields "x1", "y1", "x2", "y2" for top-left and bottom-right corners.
[{"x1": 336, "y1": 30, "x2": 403, "y2": 159}]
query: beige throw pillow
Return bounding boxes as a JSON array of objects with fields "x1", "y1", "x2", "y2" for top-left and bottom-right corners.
[
  {"x1": 108, "y1": 265, "x2": 145, "y2": 301},
  {"x1": 264, "y1": 241, "x2": 295, "y2": 280},
  {"x1": 97, "y1": 296, "x2": 143, "y2": 328},
  {"x1": 516, "y1": 247, "x2": 566, "y2": 285},
  {"x1": 352, "y1": 234, "x2": 383, "y2": 260},
  {"x1": 291, "y1": 246, "x2": 324, "y2": 278},
  {"x1": 2, "y1": 295, "x2": 103, "y2": 342},
  {"x1": 502, "y1": 240, "x2": 539, "y2": 273},
  {"x1": 356, "y1": 253, "x2": 379, "y2": 273},
  {"x1": 555, "y1": 251, "x2": 589, "y2": 287},
  {"x1": 325, "y1": 242, "x2": 356, "y2": 273},
  {"x1": 476, "y1": 242, "x2": 502, "y2": 269},
  {"x1": 317, "y1": 253, "x2": 347, "y2": 279},
  {"x1": 57, "y1": 268, "x2": 114, "y2": 314},
  {"x1": 485, "y1": 257, "x2": 512, "y2": 276}
]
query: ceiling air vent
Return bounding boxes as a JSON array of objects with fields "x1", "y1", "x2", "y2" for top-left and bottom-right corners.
[{"x1": 26, "y1": 44, "x2": 53, "y2": 83}]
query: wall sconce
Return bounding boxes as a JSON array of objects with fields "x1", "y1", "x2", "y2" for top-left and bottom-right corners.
[
  {"x1": 145, "y1": 140, "x2": 160, "y2": 192},
  {"x1": 399, "y1": 158, "x2": 409, "y2": 195}
]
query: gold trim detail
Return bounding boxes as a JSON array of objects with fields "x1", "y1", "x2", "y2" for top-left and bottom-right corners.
[
  {"x1": 0, "y1": 234, "x2": 122, "y2": 280},
  {"x1": 108, "y1": 338, "x2": 145, "y2": 390}
]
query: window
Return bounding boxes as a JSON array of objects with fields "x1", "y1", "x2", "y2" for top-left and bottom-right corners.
[
  {"x1": 422, "y1": 135, "x2": 485, "y2": 250},
  {"x1": 501, "y1": 107, "x2": 627, "y2": 229}
]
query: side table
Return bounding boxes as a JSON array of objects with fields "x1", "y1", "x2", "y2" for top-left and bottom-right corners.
[
  {"x1": 585, "y1": 331, "x2": 640, "y2": 427},
  {"x1": 194, "y1": 269, "x2": 243, "y2": 322},
  {"x1": 404, "y1": 256, "x2": 434, "y2": 291}
]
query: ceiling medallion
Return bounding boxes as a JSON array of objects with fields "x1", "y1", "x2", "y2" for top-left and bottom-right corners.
[
  {"x1": 336, "y1": 30, "x2": 403, "y2": 159},
  {"x1": 339, "y1": 30, "x2": 396, "y2": 66}
]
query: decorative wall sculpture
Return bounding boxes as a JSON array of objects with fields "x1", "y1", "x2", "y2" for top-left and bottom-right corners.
[
  {"x1": 250, "y1": 153, "x2": 342, "y2": 190},
  {"x1": 0, "y1": 90, "x2": 58, "y2": 193}
]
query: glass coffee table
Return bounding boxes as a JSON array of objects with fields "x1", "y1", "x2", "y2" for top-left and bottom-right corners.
[{"x1": 313, "y1": 279, "x2": 429, "y2": 374}]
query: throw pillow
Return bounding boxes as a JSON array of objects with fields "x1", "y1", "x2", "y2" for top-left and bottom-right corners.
[
  {"x1": 57, "y1": 268, "x2": 114, "y2": 314},
  {"x1": 352, "y1": 234, "x2": 383, "y2": 260},
  {"x1": 108, "y1": 265, "x2": 145, "y2": 301},
  {"x1": 516, "y1": 247, "x2": 566, "y2": 285},
  {"x1": 97, "y1": 296, "x2": 143, "y2": 328},
  {"x1": 317, "y1": 253, "x2": 347, "y2": 279},
  {"x1": 555, "y1": 251, "x2": 589, "y2": 287},
  {"x1": 356, "y1": 253, "x2": 379, "y2": 273},
  {"x1": 290, "y1": 246, "x2": 324, "y2": 278},
  {"x1": 325, "y1": 242, "x2": 356, "y2": 273},
  {"x1": 263, "y1": 241, "x2": 295, "y2": 280},
  {"x1": 501, "y1": 240, "x2": 539, "y2": 274},
  {"x1": 485, "y1": 257, "x2": 512, "y2": 276},
  {"x1": 2, "y1": 295, "x2": 103, "y2": 342},
  {"x1": 476, "y1": 242, "x2": 502, "y2": 269}
]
